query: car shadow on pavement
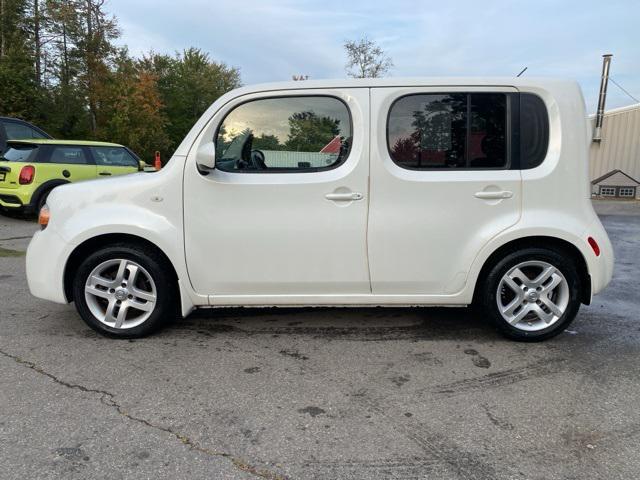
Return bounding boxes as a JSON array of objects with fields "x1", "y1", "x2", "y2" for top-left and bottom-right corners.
[{"x1": 167, "y1": 306, "x2": 502, "y2": 343}]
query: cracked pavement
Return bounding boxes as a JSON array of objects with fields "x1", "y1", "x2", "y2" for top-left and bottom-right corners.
[{"x1": 1, "y1": 201, "x2": 639, "y2": 479}]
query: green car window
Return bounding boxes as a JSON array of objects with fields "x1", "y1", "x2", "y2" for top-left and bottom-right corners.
[
  {"x1": 49, "y1": 147, "x2": 89, "y2": 165},
  {"x1": 90, "y1": 147, "x2": 138, "y2": 168}
]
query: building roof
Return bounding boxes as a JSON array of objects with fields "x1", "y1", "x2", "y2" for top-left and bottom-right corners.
[
  {"x1": 591, "y1": 169, "x2": 640, "y2": 185},
  {"x1": 588, "y1": 102, "x2": 640, "y2": 119}
]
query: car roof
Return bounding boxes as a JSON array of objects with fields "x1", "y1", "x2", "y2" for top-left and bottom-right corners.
[
  {"x1": 223, "y1": 76, "x2": 579, "y2": 95},
  {"x1": 1, "y1": 117, "x2": 53, "y2": 139},
  {"x1": 7, "y1": 139, "x2": 125, "y2": 147}
]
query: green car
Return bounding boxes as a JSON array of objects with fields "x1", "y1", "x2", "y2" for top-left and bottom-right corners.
[{"x1": 0, "y1": 139, "x2": 145, "y2": 214}]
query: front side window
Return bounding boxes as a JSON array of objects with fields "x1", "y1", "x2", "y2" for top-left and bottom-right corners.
[
  {"x1": 388, "y1": 93, "x2": 507, "y2": 169},
  {"x1": 215, "y1": 96, "x2": 352, "y2": 172},
  {"x1": 90, "y1": 147, "x2": 138, "y2": 167},
  {"x1": 49, "y1": 146, "x2": 89, "y2": 165}
]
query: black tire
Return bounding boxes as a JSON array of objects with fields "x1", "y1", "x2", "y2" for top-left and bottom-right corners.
[
  {"x1": 72, "y1": 243, "x2": 177, "y2": 338},
  {"x1": 36, "y1": 187, "x2": 52, "y2": 213},
  {"x1": 477, "y1": 247, "x2": 582, "y2": 342}
]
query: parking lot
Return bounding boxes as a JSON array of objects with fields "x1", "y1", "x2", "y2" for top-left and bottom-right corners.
[{"x1": 0, "y1": 201, "x2": 639, "y2": 480}]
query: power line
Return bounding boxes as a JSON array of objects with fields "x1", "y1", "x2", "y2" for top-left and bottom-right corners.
[{"x1": 609, "y1": 77, "x2": 640, "y2": 103}]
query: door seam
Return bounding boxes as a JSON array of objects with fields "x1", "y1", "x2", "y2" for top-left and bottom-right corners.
[{"x1": 365, "y1": 87, "x2": 373, "y2": 293}]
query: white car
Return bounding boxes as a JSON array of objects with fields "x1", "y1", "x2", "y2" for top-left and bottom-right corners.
[{"x1": 26, "y1": 77, "x2": 614, "y2": 341}]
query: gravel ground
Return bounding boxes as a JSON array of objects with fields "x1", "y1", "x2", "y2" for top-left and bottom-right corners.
[{"x1": 0, "y1": 201, "x2": 639, "y2": 480}]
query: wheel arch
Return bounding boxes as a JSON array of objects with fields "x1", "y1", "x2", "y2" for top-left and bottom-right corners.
[
  {"x1": 472, "y1": 236, "x2": 591, "y2": 305},
  {"x1": 64, "y1": 233, "x2": 180, "y2": 306},
  {"x1": 31, "y1": 179, "x2": 69, "y2": 209}
]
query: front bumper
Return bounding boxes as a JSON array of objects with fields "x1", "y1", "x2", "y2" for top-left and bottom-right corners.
[{"x1": 26, "y1": 226, "x2": 72, "y2": 304}]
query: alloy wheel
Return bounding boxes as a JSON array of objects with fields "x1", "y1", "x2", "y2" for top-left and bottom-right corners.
[
  {"x1": 496, "y1": 260, "x2": 570, "y2": 332},
  {"x1": 84, "y1": 259, "x2": 157, "y2": 329}
]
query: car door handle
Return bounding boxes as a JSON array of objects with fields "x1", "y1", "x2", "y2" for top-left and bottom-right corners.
[
  {"x1": 474, "y1": 190, "x2": 513, "y2": 200},
  {"x1": 325, "y1": 192, "x2": 364, "y2": 202},
  {"x1": 99, "y1": 172, "x2": 112, "y2": 176}
]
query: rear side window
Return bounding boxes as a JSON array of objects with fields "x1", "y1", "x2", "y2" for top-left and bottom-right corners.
[
  {"x1": 49, "y1": 146, "x2": 90, "y2": 165},
  {"x1": 90, "y1": 147, "x2": 138, "y2": 167},
  {"x1": 1, "y1": 145, "x2": 38, "y2": 162},
  {"x1": 520, "y1": 94, "x2": 549, "y2": 169},
  {"x1": 215, "y1": 96, "x2": 352, "y2": 172},
  {"x1": 388, "y1": 93, "x2": 508, "y2": 169},
  {"x1": 4, "y1": 121, "x2": 47, "y2": 140}
]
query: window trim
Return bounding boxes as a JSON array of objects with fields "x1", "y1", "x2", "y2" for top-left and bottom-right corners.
[
  {"x1": 213, "y1": 94, "x2": 354, "y2": 174},
  {"x1": 600, "y1": 186, "x2": 616, "y2": 196},
  {"x1": 618, "y1": 187, "x2": 635, "y2": 197},
  {"x1": 385, "y1": 91, "x2": 513, "y2": 171}
]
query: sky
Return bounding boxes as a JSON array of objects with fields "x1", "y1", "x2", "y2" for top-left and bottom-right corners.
[{"x1": 106, "y1": 0, "x2": 639, "y2": 113}]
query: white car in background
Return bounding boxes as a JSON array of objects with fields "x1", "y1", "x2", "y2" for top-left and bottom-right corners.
[{"x1": 26, "y1": 77, "x2": 614, "y2": 341}]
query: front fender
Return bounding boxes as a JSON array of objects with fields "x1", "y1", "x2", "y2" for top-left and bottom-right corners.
[{"x1": 58, "y1": 204, "x2": 203, "y2": 311}]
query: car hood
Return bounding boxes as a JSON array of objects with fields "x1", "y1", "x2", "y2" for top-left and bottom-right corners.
[{"x1": 46, "y1": 157, "x2": 183, "y2": 215}]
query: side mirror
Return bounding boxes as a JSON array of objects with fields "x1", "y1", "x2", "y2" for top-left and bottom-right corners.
[{"x1": 196, "y1": 142, "x2": 216, "y2": 170}]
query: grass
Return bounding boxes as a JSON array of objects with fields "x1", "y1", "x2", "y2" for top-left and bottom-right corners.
[{"x1": 0, "y1": 246, "x2": 25, "y2": 257}]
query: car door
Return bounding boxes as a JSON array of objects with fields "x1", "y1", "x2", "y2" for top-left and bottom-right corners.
[
  {"x1": 183, "y1": 89, "x2": 371, "y2": 300},
  {"x1": 39, "y1": 145, "x2": 97, "y2": 183},
  {"x1": 368, "y1": 87, "x2": 522, "y2": 295},
  {"x1": 89, "y1": 146, "x2": 140, "y2": 177}
]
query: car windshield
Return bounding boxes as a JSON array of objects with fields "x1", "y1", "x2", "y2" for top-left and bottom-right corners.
[{"x1": 1, "y1": 145, "x2": 37, "y2": 162}]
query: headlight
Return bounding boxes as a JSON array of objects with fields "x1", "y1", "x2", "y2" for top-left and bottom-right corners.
[{"x1": 38, "y1": 205, "x2": 50, "y2": 230}]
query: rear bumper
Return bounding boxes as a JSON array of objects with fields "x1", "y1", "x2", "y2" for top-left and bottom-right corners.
[
  {"x1": 0, "y1": 188, "x2": 33, "y2": 211},
  {"x1": 584, "y1": 219, "x2": 614, "y2": 297},
  {"x1": 26, "y1": 226, "x2": 72, "y2": 304}
]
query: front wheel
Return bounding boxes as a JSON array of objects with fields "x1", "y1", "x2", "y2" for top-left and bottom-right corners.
[
  {"x1": 478, "y1": 247, "x2": 582, "y2": 341},
  {"x1": 72, "y1": 244, "x2": 177, "y2": 338}
]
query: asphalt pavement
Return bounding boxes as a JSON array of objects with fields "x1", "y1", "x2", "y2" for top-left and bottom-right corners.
[{"x1": 1, "y1": 201, "x2": 639, "y2": 480}]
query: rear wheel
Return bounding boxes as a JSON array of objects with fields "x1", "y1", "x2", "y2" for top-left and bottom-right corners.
[
  {"x1": 478, "y1": 247, "x2": 582, "y2": 341},
  {"x1": 72, "y1": 244, "x2": 176, "y2": 338},
  {"x1": 35, "y1": 188, "x2": 52, "y2": 213}
]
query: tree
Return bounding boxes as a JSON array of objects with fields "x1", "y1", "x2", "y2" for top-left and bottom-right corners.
[
  {"x1": 140, "y1": 48, "x2": 241, "y2": 155},
  {"x1": 98, "y1": 50, "x2": 169, "y2": 163},
  {"x1": 344, "y1": 37, "x2": 392, "y2": 78},
  {"x1": 253, "y1": 134, "x2": 282, "y2": 151},
  {"x1": 0, "y1": 0, "x2": 39, "y2": 118},
  {"x1": 391, "y1": 137, "x2": 418, "y2": 164},
  {"x1": 0, "y1": 2, "x2": 243, "y2": 160},
  {"x1": 72, "y1": 0, "x2": 120, "y2": 134},
  {"x1": 285, "y1": 111, "x2": 341, "y2": 152}
]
